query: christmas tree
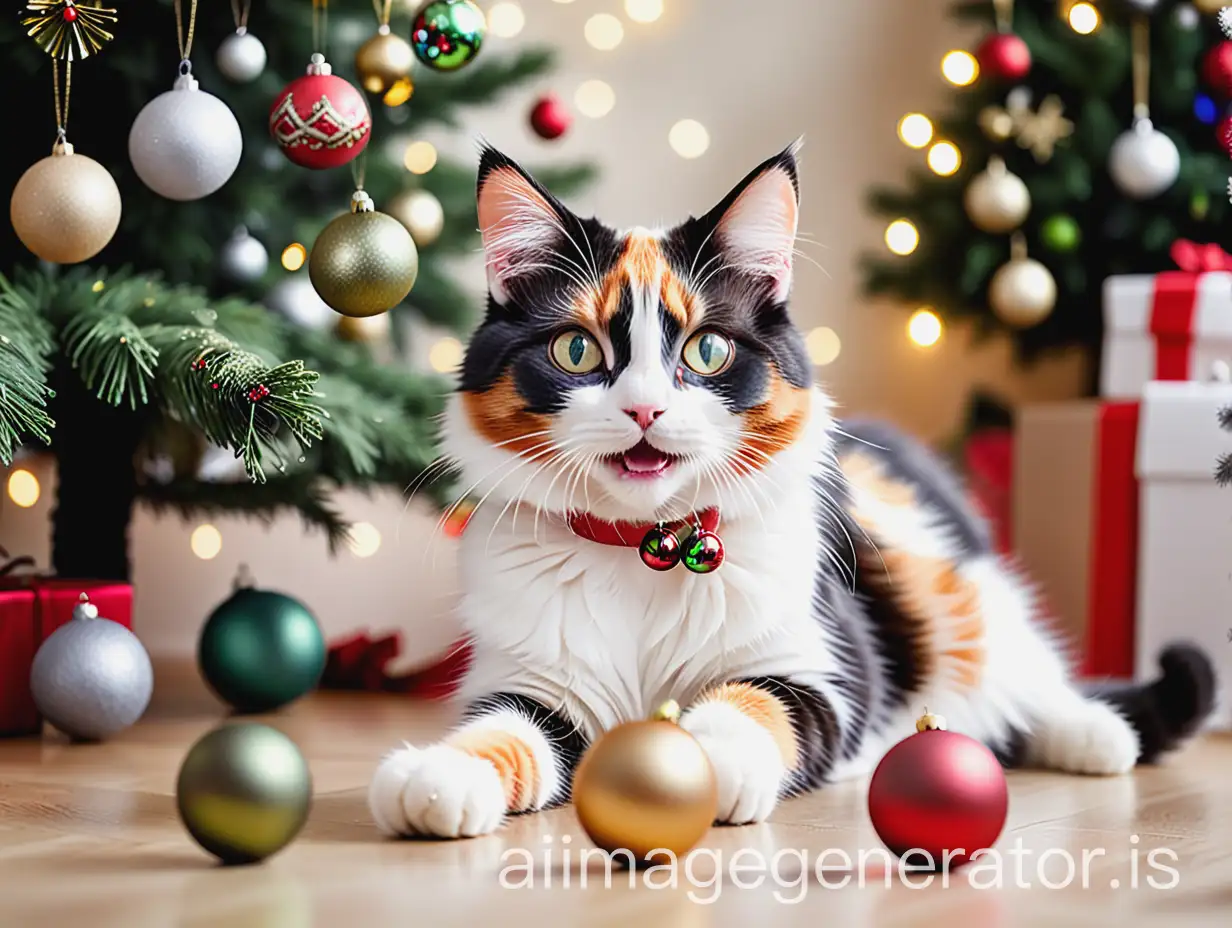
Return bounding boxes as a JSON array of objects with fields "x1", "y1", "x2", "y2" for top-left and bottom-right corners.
[
  {"x1": 862, "y1": 0, "x2": 1230, "y2": 376},
  {"x1": 0, "y1": 0, "x2": 594, "y2": 581}
]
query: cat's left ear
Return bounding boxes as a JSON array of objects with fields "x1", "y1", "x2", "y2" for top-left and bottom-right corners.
[
  {"x1": 476, "y1": 144, "x2": 573, "y2": 304},
  {"x1": 704, "y1": 140, "x2": 801, "y2": 302}
]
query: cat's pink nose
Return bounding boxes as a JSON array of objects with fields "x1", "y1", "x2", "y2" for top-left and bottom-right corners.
[{"x1": 623, "y1": 406, "x2": 664, "y2": 430}]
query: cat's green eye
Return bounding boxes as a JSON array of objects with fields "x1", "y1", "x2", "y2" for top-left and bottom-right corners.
[
  {"x1": 550, "y1": 329, "x2": 603, "y2": 375},
  {"x1": 681, "y1": 330, "x2": 734, "y2": 376}
]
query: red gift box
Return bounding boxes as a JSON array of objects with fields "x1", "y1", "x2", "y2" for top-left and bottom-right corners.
[
  {"x1": 1013, "y1": 401, "x2": 1140, "y2": 678},
  {"x1": 0, "y1": 574, "x2": 134, "y2": 737}
]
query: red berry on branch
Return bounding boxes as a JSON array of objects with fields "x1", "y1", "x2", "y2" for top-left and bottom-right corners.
[
  {"x1": 63, "y1": 6, "x2": 79, "y2": 22},
  {"x1": 191, "y1": 358, "x2": 208, "y2": 372}
]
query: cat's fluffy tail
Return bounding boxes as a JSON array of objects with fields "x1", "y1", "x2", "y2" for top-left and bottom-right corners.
[{"x1": 1087, "y1": 644, "x2": 1218, "y2": 764}]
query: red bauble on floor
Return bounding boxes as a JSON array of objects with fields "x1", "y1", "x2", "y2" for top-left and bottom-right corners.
[
  {"x1": 976, "y1": 32, "x2": 1031, "y2": 82},
  {"x1": 867, "y1": 711, "x2": 1008, "y2": 869},
  {"x1": 1203, "y1": 42, "x2": 1232, "y2": 98},
  {"x1": 270, "y1": 54, "x2": 372, "y2": 170},
  {"x1": 529, "y1": 94, "x2": 572, "y2": 140}
]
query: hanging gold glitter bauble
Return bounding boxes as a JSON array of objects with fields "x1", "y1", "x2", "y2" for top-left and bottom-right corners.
[
  {"x1": 309, "y1": 190, "x2": 418, "y2": 318},
  {"x1": 572, "y1": 700, "x2": 717, "y2": 866},
  {"x1": 11, "y1": 141, "x2": 122, "y2": 264},
  {"x1": 964, "y1": 156, "x2": 1030, "y2": 234},
  {"x1": 354, "y1": 26, "x2": 415, "y2": 95},
  {"x1": 989, "y1": 254, "x2": 1057, "y2": 328},
  {"x1": 386, "y1": 188, "x2": 444, "y2": 247}
]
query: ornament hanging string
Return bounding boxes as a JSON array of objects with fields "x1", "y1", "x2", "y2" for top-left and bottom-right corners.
[
  {"x1": 1009, "y1": 231, "x2": 1029, "y2": 262},
  {"x1": 351, "y1": 146, "x2": 369, "y2": 193},
  {"x1": 230, "y1": 0, "x2": 252, "y2": 30},
  {"x1": 1132, "y1": 16, "x2": 1150, "y2": 119},
  {"x1": 173, "y1": 0, "x2": 199, "y2": 72},
  {"x1": 372, "y1": 0, "x2": 393, "y2": 27},
  {"x1": 992, "y1": 0, "x2": 1013, "y2": 32},
  {"x1": 313, "y1": 0, "x2": 330, "y2": 58},
  {"x1": 51, "y1": 58, "x2": 72, "y2": 146}
]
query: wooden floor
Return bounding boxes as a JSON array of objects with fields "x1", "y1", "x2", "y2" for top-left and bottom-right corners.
[{"x1": 1, "y1": 663, "x2": 1230, "y2": 928}]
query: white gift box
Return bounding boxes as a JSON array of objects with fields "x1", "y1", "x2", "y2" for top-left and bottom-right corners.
[
  {"x1": 1101, "y1": 270, "x2": 1232, "y2": 399},
  {"x1": 1135, "y1": 379, "x2": 1232, "y2": 730}
]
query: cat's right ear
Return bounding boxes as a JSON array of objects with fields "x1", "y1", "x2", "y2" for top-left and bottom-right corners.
[{"x1": 477, "y1": 146, "x2": 568, "y2": 304}]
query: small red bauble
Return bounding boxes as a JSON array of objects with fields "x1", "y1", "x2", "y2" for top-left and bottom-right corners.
[
  {"x1": 639, "y1": 525, "x2": 683, "y2": 571},
  {"x1": 867, "y1": 711, "x2": 1008, "y2": 870},
  {"x1": 1203, "y1": 42, "x2": 1232, "y2": 97},
  {"x1": 63, "y1": 5, "x2": 79, "y2": 21},
  {"x1": 975, "y1": 32, "x2": 1031, "y2": 82},
  {"x1": 529, "y1": 94, "x2": 572, "y2": 141},
  {"x1": 270, "y1": 54, "x2": 371, "y2": 170},
  {"x1": 1218, "y1": 115, "x2": 1232, "y2": 156}
]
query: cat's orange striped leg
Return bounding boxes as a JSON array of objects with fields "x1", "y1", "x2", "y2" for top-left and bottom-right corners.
[
  {"x1": 369, "y1": 694, "x2": 587, "y2": 839},
  {"x1": 681, "y1": 678, "x2": 841, "y2": 824}
]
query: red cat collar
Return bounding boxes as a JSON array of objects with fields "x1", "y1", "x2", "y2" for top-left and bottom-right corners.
[{"x1": 567, "y1": 508, "x2": 724, "y2": 574}]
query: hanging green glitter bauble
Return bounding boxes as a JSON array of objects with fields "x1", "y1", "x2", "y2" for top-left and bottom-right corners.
[
  {"x1": 198, "y1": 569, "x2": 326, "y2": 713},
  {"x1": 411, "y1": 0, "x2": 485, "y2": 71},
  {"x1": 1040, "y1": 214, "x2": 1081, "y2": 253}
]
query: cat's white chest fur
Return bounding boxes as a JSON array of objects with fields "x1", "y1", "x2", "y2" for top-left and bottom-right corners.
[{"x1": 454, "y1": 490, "x2": 835, "y2": 739}]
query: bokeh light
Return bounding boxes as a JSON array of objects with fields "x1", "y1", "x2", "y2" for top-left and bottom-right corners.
[{"x1": 908, "y1": 308, "x2": 943, "y2": 347}]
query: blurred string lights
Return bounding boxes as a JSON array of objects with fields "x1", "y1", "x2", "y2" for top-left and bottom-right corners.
[
  {"x1": 487, "y1": 2, "x2": 525, "y2": 37},
  {"x1": 190, "y1": 524, "x2": 223, "y2": 560},
  {"x1": 6, "y1": 469, "x2": 40, "y2": 508},
  {"x1": 1068, "y1": 2, "x2": 1100, "y2": 34},
  {"x1": 908, "y1": 309, "x2": 943, "y2": 348}
]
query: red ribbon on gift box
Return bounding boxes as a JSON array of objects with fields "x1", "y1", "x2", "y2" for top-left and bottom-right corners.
[
  {"x1": 321, "y1": 632, "x2": 472, "y2": 699},
  {"x1": 1082, "y1": 402, "x2": 1140, "y2": 679},
  {"x1": 1149, "y1": 240, "x2": 1232, "y2": 381}
]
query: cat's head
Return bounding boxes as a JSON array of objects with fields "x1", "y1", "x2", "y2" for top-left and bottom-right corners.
[{"x1": 442, "y1": 142, "x2": 825, "y2": 524}]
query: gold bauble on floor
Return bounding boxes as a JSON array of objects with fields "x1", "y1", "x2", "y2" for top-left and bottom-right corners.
[
  {"x1": 309, "y1": 191, "x2": 418, "y2": 318},
  {"x1": 10, "y1": 142, "x2": 122, "y2": 265},
  {"x1": 572, "y1": 701, "x2": 717, "y2": 865},
  {"x1": 355, "y1": 27, "x2": 415, "y2": 95}
]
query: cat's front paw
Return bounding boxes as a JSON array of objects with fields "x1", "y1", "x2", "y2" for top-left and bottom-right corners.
[
  {"x1": 368, "y1": 743, "x2": 506, "y2": 839},
  {"x1": 682, "y1": 701, "x2": 786, "y2": 825}
]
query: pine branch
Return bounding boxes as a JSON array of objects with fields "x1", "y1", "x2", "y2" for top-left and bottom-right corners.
[
  {"x1": 138, "y1": 473, "x2": 351, "y2": 552},
  {"x1": 0, "y1": 272, "x2": 56, "y2": 463},
  {"x1": 410, "y1": 49, "x2": 556, "y2": 126}
]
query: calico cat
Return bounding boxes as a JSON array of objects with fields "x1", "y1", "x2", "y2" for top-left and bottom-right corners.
[{"x1": 368, "y1": 143, "x2": 1216, "y2": 839}]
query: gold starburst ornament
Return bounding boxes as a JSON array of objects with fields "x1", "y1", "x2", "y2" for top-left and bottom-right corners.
[{"x1": 21, "y1": 0, "x2": 117, "y2": 59}]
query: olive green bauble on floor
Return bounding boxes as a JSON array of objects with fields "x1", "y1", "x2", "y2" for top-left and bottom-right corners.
[
  {"x1": 198, "y1": 574, "x2": 326, "y2": 713},
  {"x1": 177, "y1": 722, "x2": 312, "y2": 865}
]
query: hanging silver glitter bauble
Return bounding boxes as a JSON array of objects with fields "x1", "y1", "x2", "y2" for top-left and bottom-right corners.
[
  {"x1": 1108, "y1": 117, "x2": 1180, "y2": 200},
  {"x1": 220, "y1": 226, "x2": 269, "y2": 283},
  {"x1": 30, "y1": 595, "x2": 154, "y2": 741},
  {"x1": 216, "y1": 28, "x2": 267, "y2": 83},
  {"x1": 129, "y1": 69, "x2": 243, "y2": 201}
]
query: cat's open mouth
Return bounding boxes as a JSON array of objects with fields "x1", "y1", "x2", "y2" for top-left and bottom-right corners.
[{"x1": 609, "y1": 440, "x2": 677, "y2": 479}]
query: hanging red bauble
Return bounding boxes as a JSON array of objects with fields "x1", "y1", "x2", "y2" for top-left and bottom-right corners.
[
  {"x1": 1217, "y1": 114, "x2": 1232, "y2": 156},
  {"x1": 975, "y1": 33, "x2": 1031, "y2": 82},
  {"x1": 529, "y1": 94, "x2": 572, "y2": 141},
  {"x1": 1203, "y1": 42, "x2": 1232, "y2": 97},
  {"x1": 270, "y1": 53, "x2": 371, "y2": 170},
  {"x1": 867, "y1": 710, "x2": 1008, "y2": 869}
]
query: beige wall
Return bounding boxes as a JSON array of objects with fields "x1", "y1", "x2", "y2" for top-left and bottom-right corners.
[{"x1": 0, "y1": 0, "x2": 1087, "y2": 659}]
